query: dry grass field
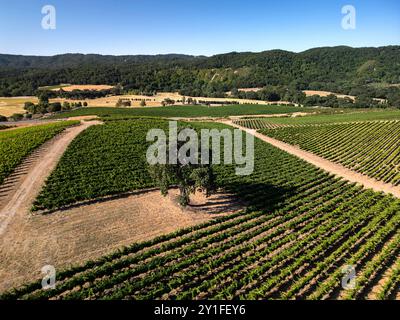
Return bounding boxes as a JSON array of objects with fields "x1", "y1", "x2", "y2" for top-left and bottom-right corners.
[
  {"x1": 303, "y1": 90, "x2": 355, "y2": 100},
  {"x1": 303, "y1": 90, "x2": 386, "y2": 103},
  {"x1": 0, "y1": 97, "x2": 39, "y2": 117},
  {"x1": 0, "y1": 91, "x2": 295, "y2": 116},
  {"x1": 51, "y1": 84, "x2": 115, "y2": 92}
]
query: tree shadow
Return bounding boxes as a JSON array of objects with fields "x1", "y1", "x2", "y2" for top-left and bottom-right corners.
[{"x1": 221, "y1": 180, "x2": 299, "y2": 214}]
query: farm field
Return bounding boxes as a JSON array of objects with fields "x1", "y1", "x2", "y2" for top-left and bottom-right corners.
[
  {"x1": 303, "y1": 90, "x2": 386, "y2": 103},
  {"x1": 0, "y1": 97, "x2": 39, "y2": 117},
  {"x1": 0, "y1": 121, "x2": 79, "y2": 185},
  {"x1": 2, "y1": 0, "x2": 400, "y2": 309},
  {"x1": 233, "y1": 119, "x2": 293, "y2": 130},
  {"x1": 234, "y1": 109, "x2": 400, "y2": 127},
  {"x1": 50, "y1": 104, "x2": 312, "y2": 119},
  {"x1": 50, "y1": 84, "x2": 114, "y2": 91},
  {"x1": 1, "y1": 120, "x2": 399, "y2": 300},
  {"x1": 303, "y1": 90, "x2": 355, "y2": 100},
  {"x1": 259, "y1": 121, "x2": 400, "y2": 186},
  {"x1": 0, "y1": 91, "x2": 296, "y2": 116},
  {"x1": 51, "y1": 91, "x2": 292, "y2": 107},
  {"x1": 32, "y1": 119, "x2": 168, "y2": 211}
]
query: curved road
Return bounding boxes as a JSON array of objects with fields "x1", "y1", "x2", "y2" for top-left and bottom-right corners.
[{"x1": 0, "y1": 121, "x2": 101, "y2": 236}]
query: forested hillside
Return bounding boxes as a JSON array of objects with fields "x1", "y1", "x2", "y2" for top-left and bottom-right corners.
[{"x1": 0, "y1": 46, "x2": 399, "y2": 105}]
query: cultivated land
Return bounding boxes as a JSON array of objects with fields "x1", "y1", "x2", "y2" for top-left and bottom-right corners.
[
  {"x1": 0, "y1": 91, "x2": 295, "y2": 115},
  {"x1": 1, "y1": 45, "x2": 400, "y2": 302},
  {"x1": 50, "y1": 104, "x2": 312, "y2": 119},
  {"x1": 0, "y1": 121, "x2": 99, "y2": 238},
  {"x1": 0, "y1": 119, "x2": 398, "y2": 300},
  {"x1": 0, "y1": 108, "x2": 399, "y2": 300},
  {"x1": 259, "y1": 121, "x2": 400, "y2": 186},
  {"x1": 0, "y1": 187, "x2": 240, "y2": 292},
  {"x1": 227, "y1": 120, "x2": 400, "y2": 197},
  {"x1": 0, "y1": 121, "x2": 79, "y2": 185},
  {"x1": 54, "y1": 91, "x2": 292, "y2": 107},
  {"x1": 0, "y1": 119, "x2": 242, "y2": 292},
  {"x1": 234, "y1": 109, "x2": 400, "y2": 126}
]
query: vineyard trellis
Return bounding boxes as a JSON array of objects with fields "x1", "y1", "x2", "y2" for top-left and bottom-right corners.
[
  {"x1": 0, "y1": 121, "x2": 79, "y2": 185},
  {"x1": 2, "y1": 120, "x2": 399, "y2": 300},
  {"x1": 259, "y1": 120, "x2": 400, "y2": 186}
]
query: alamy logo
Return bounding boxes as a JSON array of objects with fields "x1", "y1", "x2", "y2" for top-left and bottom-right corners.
[
  {"x1": 41, "y1": 5, "x2": 56, "y2": 30},
  {"x1": 146, "y1": 121, "x2": 254, "y2": 176},
  {"x1": 341, "y1": 264, "x2": 356, "y2": 290},
  {"x1": 341, "y1": 5, "x2": 356, "y2": 30},
  {"x1": 41, "y1": 265, "x2": 56, "y2": 290}
]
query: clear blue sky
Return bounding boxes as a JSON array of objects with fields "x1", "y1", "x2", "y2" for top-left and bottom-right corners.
[{"x1": 0, "y1": 0, "x2": 399, "y2": 56}]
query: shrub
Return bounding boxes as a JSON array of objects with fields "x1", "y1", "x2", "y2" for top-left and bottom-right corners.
[{"x1": 9, "y1": 113, "x2": 24, "y2": 121}]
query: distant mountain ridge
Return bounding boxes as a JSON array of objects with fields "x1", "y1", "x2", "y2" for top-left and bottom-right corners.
[
  {"x1": 0, "y1": 46, "x2": 399, "y2": 97},
  {"x1": 0, "y1": 53, "x2": 199, "y2": 69}
]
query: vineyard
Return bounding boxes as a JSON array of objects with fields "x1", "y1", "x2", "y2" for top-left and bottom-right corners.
[
  {"x1": 32, "y1": 119, "x2": 169, "y2": 211},
  {"x1": 3, "y1": 121, "x2": 399, "y2": 300},
  {"x1": 233, "y1": 119, "x2": 291, "y2": 130},
  {"x1": 50, "y1": 104, "x2": 311, "y2": 119},
  {"x1": 234, "y1": 109, "x2": 400, "y2": 127},
  {"x1": 259, "y1": 120, "x2": 400, "y2": 186},
  {"x1": 0, "y1": 121, "x2": 79, "y2": 185}
]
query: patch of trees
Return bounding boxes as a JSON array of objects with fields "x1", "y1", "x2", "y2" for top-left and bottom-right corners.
[
  {"x1": 37, "y1": 87, "x2": 121, "y2": 100},
  {"x1": 162, "y1": 98, "x2": 176, "y2": 106},
  {"x1": 1, "y1": 46, "x2": 400, "y2": 108},
  {"x1": 10, "y1": 113, "x2": 24, "y2": 121},
  {"x1": 149, "y1": 127, "x2": 216, "y2": 207},
  {"x1": 197, "y1": 100, "x2": 240, "y2": 106},
  {"x1": 23, "y1": 92, "x2": 86, "y2": 117},
  {"x1": 116, "y1": 99, "x2": 131, "y2": 107}
]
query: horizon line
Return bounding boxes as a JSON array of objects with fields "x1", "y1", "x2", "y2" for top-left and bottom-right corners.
[{"x1": 1, "y1": 44, "x2": 399, "y2": 58}]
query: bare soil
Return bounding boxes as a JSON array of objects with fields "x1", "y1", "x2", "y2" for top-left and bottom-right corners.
[{"x1": 0, "y1": 188, "x2": 241, "y2": 292}]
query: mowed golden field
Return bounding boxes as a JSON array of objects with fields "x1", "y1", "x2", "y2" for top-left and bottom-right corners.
[
  {"x1": 0, "y1": 97, "x2": 39, "y2": 117},
  {"x1": 51, "y1": 84, "x2": 115, "y2": 92}
]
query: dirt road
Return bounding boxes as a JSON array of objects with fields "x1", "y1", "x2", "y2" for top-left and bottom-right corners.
[
  {"x1": 0, "y1": 121, "x2": 101, "y2": 236},
  {"x1": 224, "y1": 120, "x2": 400, "y2": 198}
]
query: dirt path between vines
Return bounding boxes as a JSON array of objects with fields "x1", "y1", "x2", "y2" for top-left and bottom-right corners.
[
  {"x1": 223, "y1": 120, "x2": 400, "y2": 198},
  {"x1": 0, "y1": 121, "x2": 102, "y2": 236}
]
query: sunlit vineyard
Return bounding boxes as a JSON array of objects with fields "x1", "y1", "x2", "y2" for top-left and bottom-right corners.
[
  {"x1": 233, "y1": 119, "x2": 290, "y2": 130},
  {"x1": 33, "y1": 119, "x2": 169, "y2": 211},
  {"x1": 260, "y1": 120, "x2": 400, "y2": 186},
  {"x1": 0, "y1": 121, "x2": 79, "y2": 185},
  {"x1": 3, "y1": 121, "x2": 399, "y2": 300},
  {"x1": 50, "y1": 105, "x2": 312, "y2": 119},
  {"x1": 236, "y1": 110, "x2": 400, "y2": 127}
]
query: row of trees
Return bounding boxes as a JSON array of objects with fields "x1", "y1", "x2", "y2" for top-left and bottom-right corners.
[
  {"x1": 23, "y1": 93, "x2": 87, "y2": 116},
  {"x1": 115, "y1": 99, "x2": 147, "y2": 107}
]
